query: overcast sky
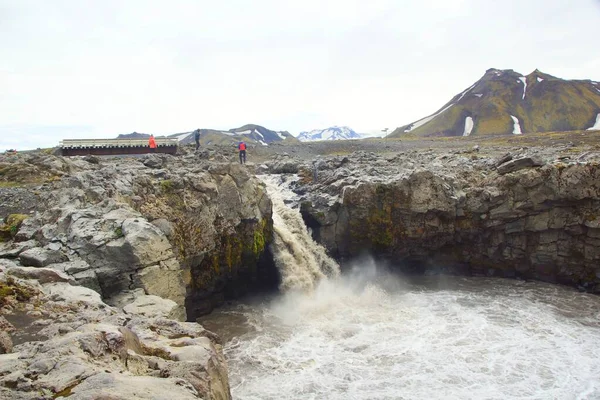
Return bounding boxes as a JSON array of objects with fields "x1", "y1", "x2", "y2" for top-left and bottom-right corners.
[{"x1": 2, "y1": 0, "x2": 600, "y2": 150}]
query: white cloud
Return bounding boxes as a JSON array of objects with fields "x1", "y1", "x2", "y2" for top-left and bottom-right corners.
[{"x1": 1, "y1": 0, "x2": 600, "y2": 149}]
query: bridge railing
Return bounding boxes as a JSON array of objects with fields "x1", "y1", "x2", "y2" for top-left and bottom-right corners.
[{"x1": 60, "y1": 138, "x2": 179, "y2": 148}]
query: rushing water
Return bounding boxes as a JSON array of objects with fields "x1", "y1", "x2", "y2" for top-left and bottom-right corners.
[
  {"x1": 206, "y1": 175, "x2": 600, "y2": 399},
  {"x1": 259, "y1": 174, "x2": 339, "y2": 291},
  {"x1": 202, "y1": 265, "x2": 600, "y2": 400}
]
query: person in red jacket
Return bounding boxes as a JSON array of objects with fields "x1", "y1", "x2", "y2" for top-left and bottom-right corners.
[
  {"x1": 238, "y1": 141, "x2": 246, "y2": 164},
  {"x1": 148, "y1": 134, "x2": 157, "y2": 153}
]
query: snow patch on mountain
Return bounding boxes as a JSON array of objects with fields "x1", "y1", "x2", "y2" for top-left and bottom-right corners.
[
  {"x1": 474, "y1": 93, "x2": 483, "y2": 98},
  {"x1": 405, "y1": 103, "x2": 454, "y2": 132},
  {"x1": 519, "y1": 77, "x2": 527, "y2": 99},
  {"x1": 297, "y1": 126, "x2": 362, "y2": 142},
  {"x1": 587, "y1": 114, "x2": 600, "y2": 131},
  {"x1": 537, "y1": 77, "x2": 544, "y2": 83},
  {"x1": 456, "y1": 83, "x2": 477, "y2": 103},
  {"x1": 511, "y1": 115, "x2": 522, "y2": 135},
  {"x1": 174, "y1": 132, "x2": 192, "y2": 141},
  {"x1": 463, "y1": 117, "x2": 474, "y2": 136}
]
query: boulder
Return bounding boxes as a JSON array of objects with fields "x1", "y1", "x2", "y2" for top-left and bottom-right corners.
[
  {"x1": 150, "y1": 218, "x2": 173, "y2": 238},
  {"x1": 497, "y1": 157, "x2": 544, "y2": 175},
  {"x1": 6, "y1": 266, "x2": 72, "y2": 284},
  {"x1": 0, "y1": 240, "x2": 37, "y2": 258},
  {"x1": 67, "y1": 373, "x2": 200, "y2": 400},
  {"x1": 123, "y1": 294, "x2": 184, "y2": 321},
  {"x1": 19, "y1": 247, "x2": 67, "y2": 268},
  {"x1": 0, "y1": 214, "x2": 29, "y2": 241},
  {"x1": 0, "y1": 258, "x2": 19, "y2": 271},
  {"x1": 82, "y1": 155, "x2": 100, "y2": 164},
  {"x1": 133, "y1": 259, "x2": 186, "y2": 308},
  {"x1": 50, "y1": 259, "x2": 101, "y2": 292},
  {"x1": 13, "y1": 216, "x2": 39, "y2": 242},
  {"x1": 142, "y1": 154, "x2": 165, "y2": 169},
  {"x1": 42, "y1": 282, "x2": 104, "y2": 306},
  {"x1": 121, "y1": 218, "x2": 174, "y2": 267}
]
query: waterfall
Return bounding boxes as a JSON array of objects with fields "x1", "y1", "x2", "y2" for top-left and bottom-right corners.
[{"x1": 259, "y1": 175, "x2": 340, "y2": 291}]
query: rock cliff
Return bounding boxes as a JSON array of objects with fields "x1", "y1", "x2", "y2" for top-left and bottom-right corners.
[
  {"x1": 1, "y1": 151, "x2": 278, "y2": 318},
  {"x1": 0, "y1": 149, "x2": 280, "y2": 399},
  {"x1": 291, "y1": 146, "x2": 600, "y2": 291}
]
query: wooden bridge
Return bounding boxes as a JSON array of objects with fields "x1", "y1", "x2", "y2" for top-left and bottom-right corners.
[{"x1": 60, "y1": 138, "x2": 179, "y2": 156}]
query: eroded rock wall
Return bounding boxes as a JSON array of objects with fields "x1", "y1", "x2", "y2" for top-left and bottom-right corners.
[
  {"x1": 0, "y1": 152, "x2": 278, "y2": 320},
  {"x1": 295, "y1": 149, "x2": 600, "y2": 291}
]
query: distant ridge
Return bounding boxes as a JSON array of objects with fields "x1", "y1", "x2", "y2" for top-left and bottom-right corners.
[
  {"x1": 116, "y1": 132, "x2": 150, "y2": 139},
  {"x1": 297, "y1": 126, "x2": 362, "y2": 141},
  {"x1": 390, "y1": 68, "x2": 600, "y2": 137},
  {"x1": 115, "y1": 124, "x2": 298, "y2": 146}
]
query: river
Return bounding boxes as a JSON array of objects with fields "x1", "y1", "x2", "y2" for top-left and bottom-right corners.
[
  {"x1": 202, "y1": 175, "x2": 600, "y2": 399},
  {"x1": 201, "y1": 268, "x2": 600, "y2": 400}
]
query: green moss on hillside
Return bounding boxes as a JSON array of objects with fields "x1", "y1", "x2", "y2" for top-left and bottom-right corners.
[{"x1": 391, "y1": 69, "x2": 600, "y2": 138}]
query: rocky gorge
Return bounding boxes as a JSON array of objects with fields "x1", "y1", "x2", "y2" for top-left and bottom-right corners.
[
  {"x1": 292, "y1": 143, "x2": 600, "y2": 291},
  {"x1": 1, "y1": 136, "x2": 600, "y2": 399}
]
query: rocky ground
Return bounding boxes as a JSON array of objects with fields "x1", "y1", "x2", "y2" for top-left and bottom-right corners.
[
  {"x1": 0, "y1": 268, "x2": 229, "y2": 400},
  {"x1": 0, "y1": 149, "x2": 275, "y2": 399},
  {"x1": 1, "y1": 131, "x2": 600, "y2": 399}
]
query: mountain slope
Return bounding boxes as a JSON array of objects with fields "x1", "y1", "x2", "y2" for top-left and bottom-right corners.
[
  {"x1": 115, "y1": 124, "x2": 298, "y2": 146},
  {"x1": 116, "y1": 132, "x2": 151, "y2": 139},
  {"x1": 297, "y1": 126, "x2": 362, "y2": 141},
  {"x1": 228, "y1": 124, "x2": 297, "y2": 144},
  {"x1": 390, "y1": 69, "x2": 600, "y2": 137}
]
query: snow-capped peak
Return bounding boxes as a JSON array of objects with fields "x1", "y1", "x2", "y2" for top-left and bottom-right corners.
[{"x1": 297, "y1": 126, "x2": 362, "y2": 142}]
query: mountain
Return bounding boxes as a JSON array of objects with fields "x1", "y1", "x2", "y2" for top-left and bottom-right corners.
[
  {"x1": 297, "y1": 126, "x2": 362, "y2": 141},
  {"x1": 170, "y1": 124, "x2": 297, "y2": 146},
  {"x1": 228, "y1": 124, "x2": 296, "y2": 144},
  {"x1": 390, "y1": 68, "x2": 600, "y2": 138},
  {"x1": 116, "y1": 132, "x2": 150, "y2": 139},
  {"x1": 115, "y1": 124, "x2": 298, "y2": 146}
]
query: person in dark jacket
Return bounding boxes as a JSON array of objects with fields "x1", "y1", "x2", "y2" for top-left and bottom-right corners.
[
  {"x1": 194, "y1": 129, "x2": 201, "y2": 150},
  {"x1": 238, "y1": 141, "x2": 247, "y2": 164}
]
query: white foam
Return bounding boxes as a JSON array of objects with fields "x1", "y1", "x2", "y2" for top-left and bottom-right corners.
[
  {"x1": 511, "y1": 115, "x2": 522, "y2": 134},
  {"x1": 214, "y1": 273, "x2": 600, "y2": 400},
  {"x1": 587, "y1": 113, "x2": 600, "y2": 131},
  {"x1": 519, "y1": 77, "x2": 527, "y2": 99},
  {"x1": 463, "y1": 116, "x2": 474, "y2": 136}
]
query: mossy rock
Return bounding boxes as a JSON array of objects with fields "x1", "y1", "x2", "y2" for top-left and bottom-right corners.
[
  {"x1": 0, "y1": 277, "x2": 38, "y2": 306},
  {"x1": 0, "y1": 214, "x2": 29, "y2": 242},
  {"x1": 6, "y1": 214, "x2": 29, "y2": 228}
]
